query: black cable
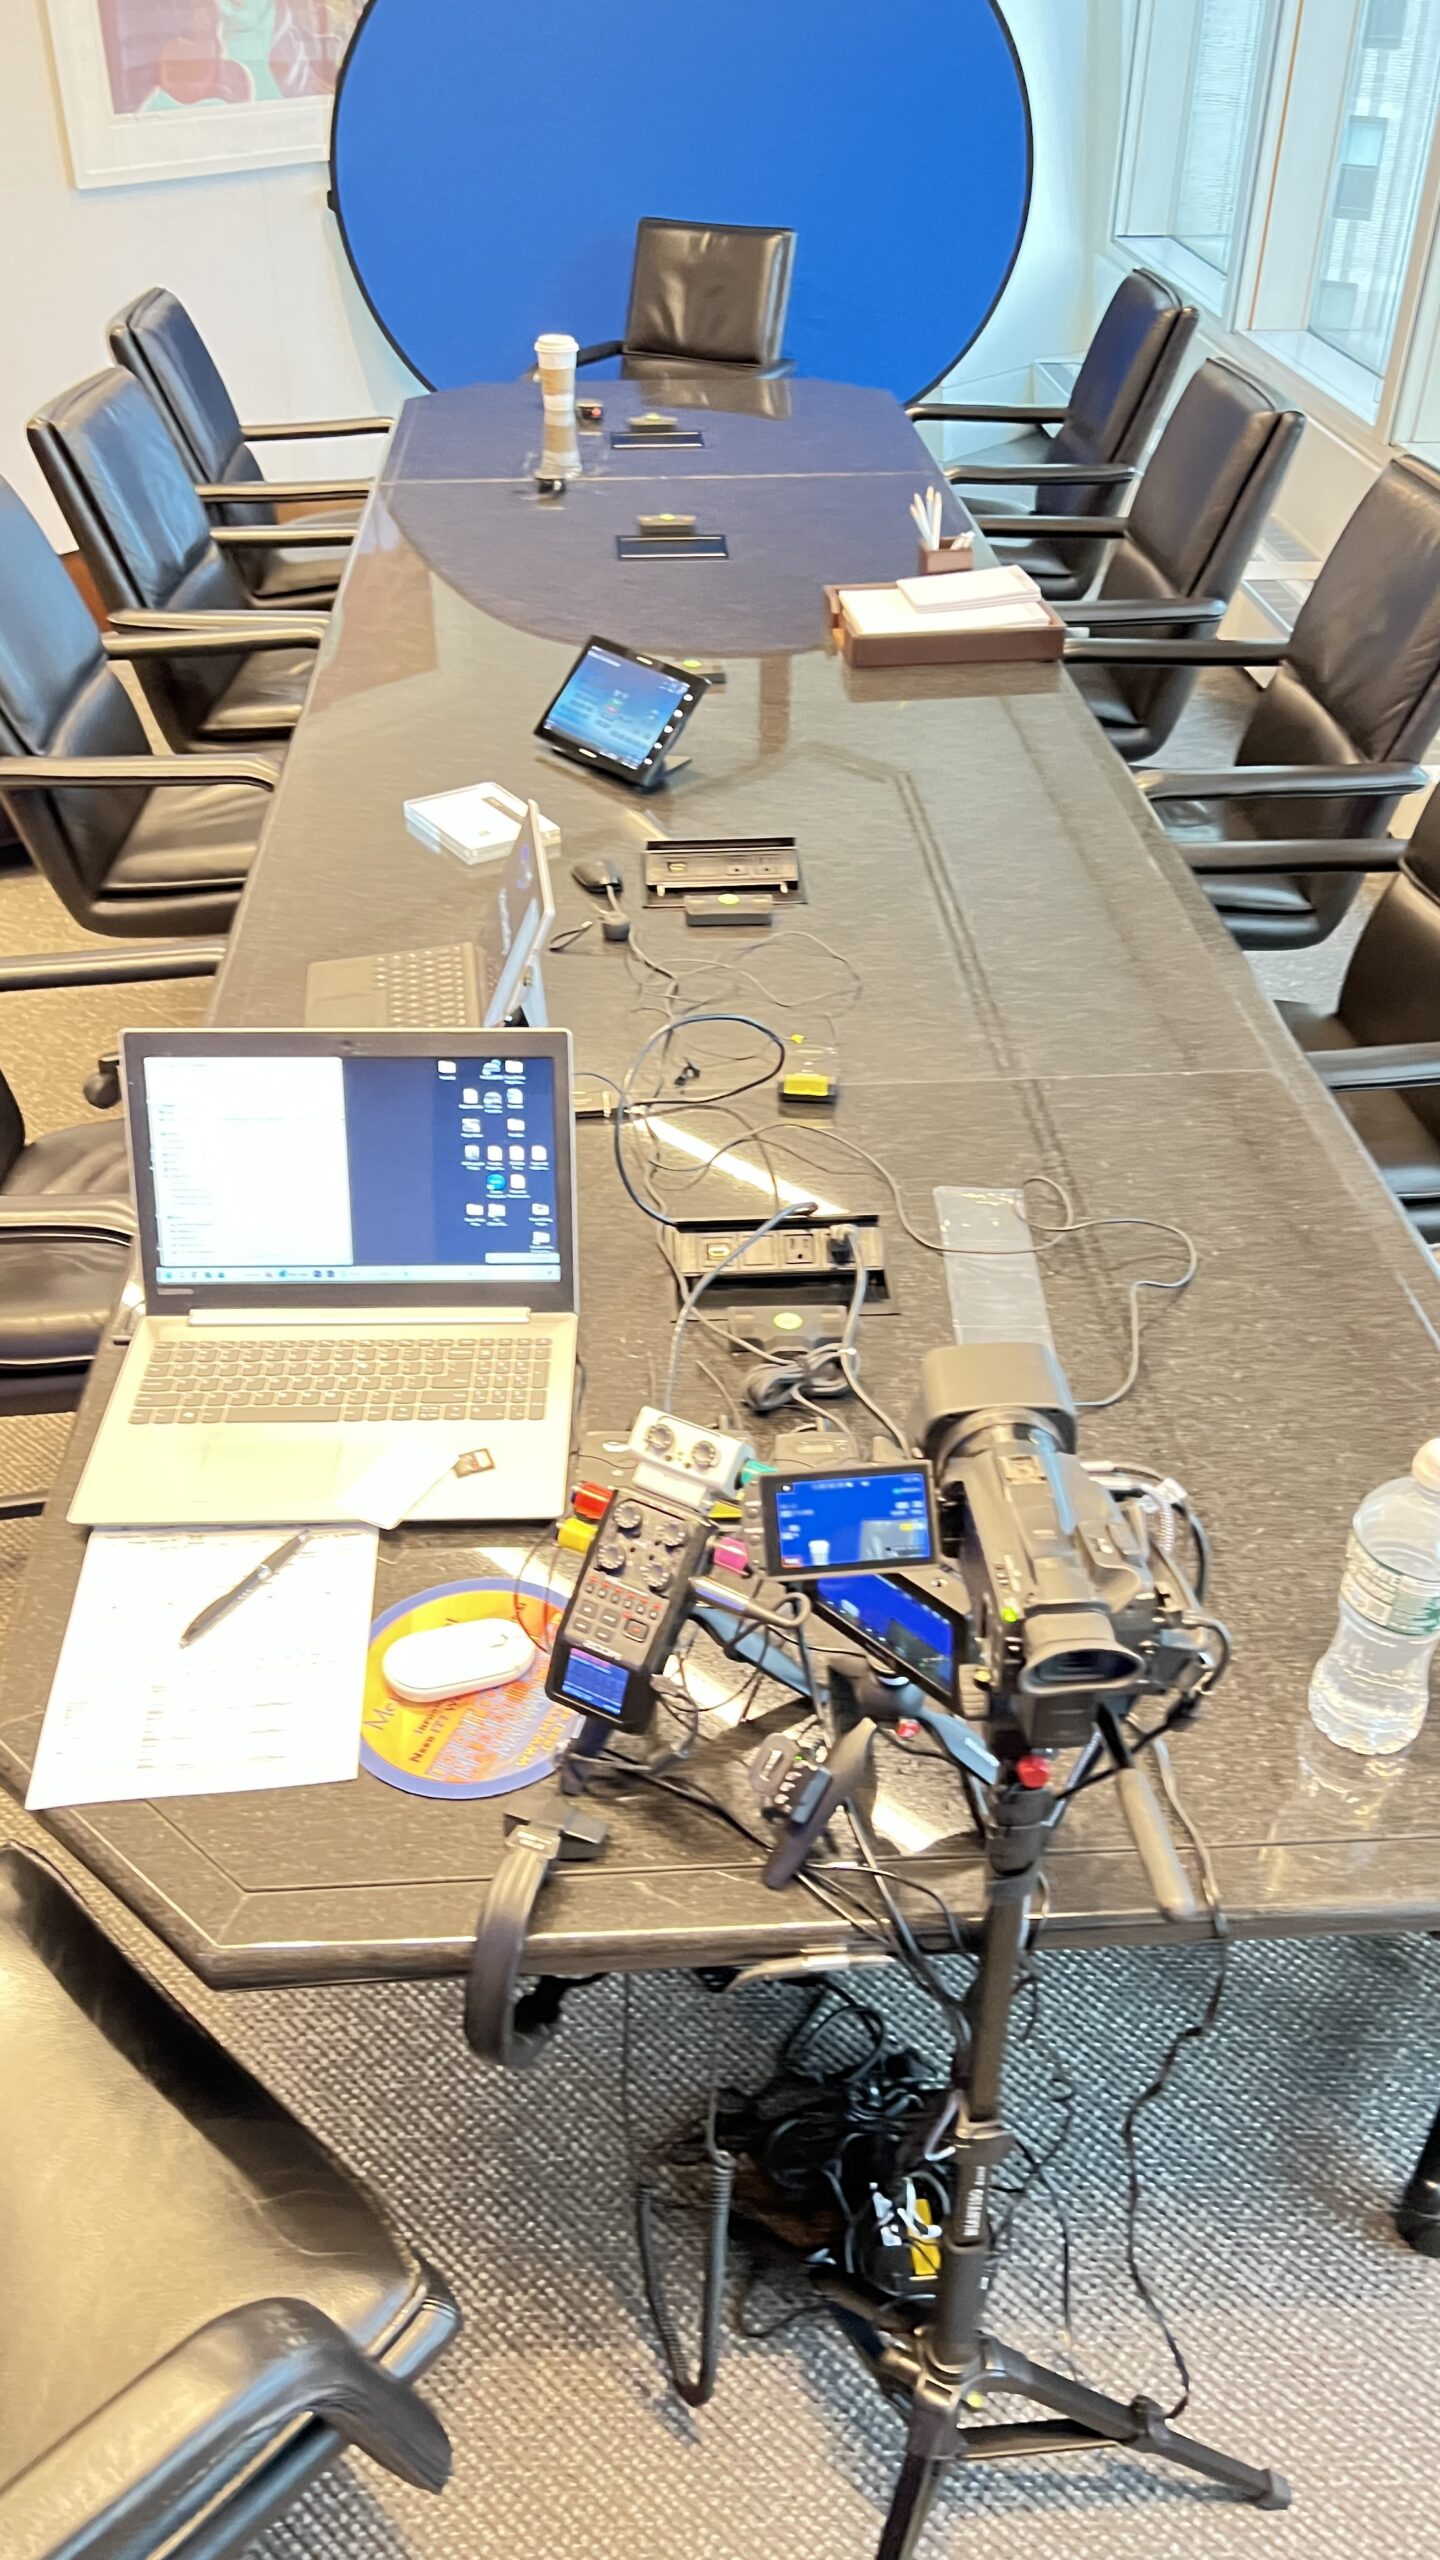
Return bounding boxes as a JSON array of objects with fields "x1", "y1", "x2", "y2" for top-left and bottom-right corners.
[
  {"x1": 623, "y1": 1979, "x2": 734, "y2": 2407},
  {"x1": 1119, "y1": 1744, "x2": 1229, "y2": 2421}
]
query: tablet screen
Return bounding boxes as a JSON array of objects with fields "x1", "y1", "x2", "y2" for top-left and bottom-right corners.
[{"x1": 538, "y1": 640, "x2": 697, "y2": 775}]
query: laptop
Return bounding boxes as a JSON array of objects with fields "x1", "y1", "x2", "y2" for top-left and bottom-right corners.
[
  {"x1": 303, "y1": 800, "x2": 556, "y2": 1031},
  {"x1": 70, "y1": 1026, "x2": 580, "y2": 1529}
]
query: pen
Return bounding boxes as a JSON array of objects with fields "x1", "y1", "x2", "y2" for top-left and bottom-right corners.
[
  {"x1": 910, "y1": 491, "x2": 930, "y2": 543},
  {"x1": 929, "y1": 487, "x2": 942, "y2": 549},
  {"x1": 179, "y1": 1531, "x2": 311, "y2": 1647}
]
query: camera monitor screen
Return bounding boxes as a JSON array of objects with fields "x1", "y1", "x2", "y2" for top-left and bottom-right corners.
[
  {"x1": 535, "y1": 636, "x2": 705, "y2": 787},
  {"x1": 760, "y1": 1463, "x2": 938, "y2": 1580},
  {"x1": 810, "y1": 1570, "x2": 960, "y2": 1702}
]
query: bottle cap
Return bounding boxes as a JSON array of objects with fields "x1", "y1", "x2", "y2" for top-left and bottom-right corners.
[{"x1": 1413, "y1": 1439, "x2": 1440, "y2": 1490}]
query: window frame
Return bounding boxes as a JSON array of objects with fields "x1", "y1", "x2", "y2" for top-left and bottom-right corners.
[{"x1": 1112, "y1": 0, "x2": 1440, "y2": 453}]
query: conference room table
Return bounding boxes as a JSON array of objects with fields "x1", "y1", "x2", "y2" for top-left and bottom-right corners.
[{"x1": 4, "y1": 373, "x2": 1440, "y2": 2011}]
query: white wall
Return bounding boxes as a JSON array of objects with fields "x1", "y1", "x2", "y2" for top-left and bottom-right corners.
[
  {"x1": 940, "y1": 0, "x2": 1097, "y2": 392},
  {"x1": 2, "y1": 0, "x2": 417, "y2": 541}
]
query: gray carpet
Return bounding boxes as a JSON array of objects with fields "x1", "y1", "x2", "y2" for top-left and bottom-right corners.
[{"x1": 1, "y1": 682, "x2": 1432, "y2": 2560}]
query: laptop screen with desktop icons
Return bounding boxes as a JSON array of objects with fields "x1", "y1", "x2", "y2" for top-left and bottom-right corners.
[{"x1": 121, "y1": 1028, "x2": 577, "y2": 1316}]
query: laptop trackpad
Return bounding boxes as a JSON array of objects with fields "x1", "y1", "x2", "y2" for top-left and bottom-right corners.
[{"x1": 199, "y1": 1436, "x2": 348, "y2": 1518}]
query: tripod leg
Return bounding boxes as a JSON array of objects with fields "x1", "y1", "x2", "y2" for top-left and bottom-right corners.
[
  {"x1": 1397, "y1": 2100, "x2": 1440, "y2": 2255},
  {"x1": 875, "y1": 2449, "x2": 946, "y2": 2560},
  {"x1": 986, "y1": 2343, "x2": 1290, "y2": 2508}
]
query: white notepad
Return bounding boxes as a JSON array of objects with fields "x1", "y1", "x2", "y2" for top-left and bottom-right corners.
[
  {"x1": 27, "y1": 1527, "x2": 378, "y2": 1809},
  {"x1": 896, "y1": 565, "x2": 1041, "y2": 614},
  {"x1": 838, "y1": 587, "x2": 1049, "y2": 638}
]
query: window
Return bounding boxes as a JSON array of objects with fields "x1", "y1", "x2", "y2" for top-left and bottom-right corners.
[
  {"x1": 1114, "y1": 0, "x2": 1279, "y2": 311},
  {"x1": 1306, "y1": 9, "x2": 1440, "y2": 381},
  {"x1": 1116, "y1": 0, "x2": 1440, "y2": 434}
]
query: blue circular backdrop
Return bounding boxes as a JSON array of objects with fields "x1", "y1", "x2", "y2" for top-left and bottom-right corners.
[{"x1": 331, "y1": 0, "x2": 1032, "y2": 400}]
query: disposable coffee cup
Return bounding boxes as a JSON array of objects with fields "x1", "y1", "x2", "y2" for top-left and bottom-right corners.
[
  {"x1": 808, "y1": 1539, "x2": 831, "y2": 1567},
  {"x1": 535, "y1": 332, "x2": 578, "y2": 401}
]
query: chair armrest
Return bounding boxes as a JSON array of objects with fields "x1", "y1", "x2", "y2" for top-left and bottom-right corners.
[
  {"x1": 1312, "y1": 1042, "x2": 1440, "y2": 1094},
  {"x1": 946, "y1": 460, "x2": 1134, "y2": 486},
  {"x1": 196, "y1": 479, "x2": 369, "y2": 505},
  {"x1": 971, "y1": 512, "x2": 1133, "y2": 539},
  {"x1": 112, "y1": 608, "x2": 328, "y2": 639},
  {"x1": 574, "y1": 340, "x2": 625, "y2": 368},
  {"x1": 0, "y1": 2298, "x2": 451, "y2": 2560},
  {"x1": 242, "y1": 416, "x2": 392, "y2": 439},
  {"x1": 213, "y1": 524, "x2": 354, "y2": 550},
  {"x1": 0, "y1": 1198, "x2": 136, "y2": 1245},
  {"x1": 1063, "y1": 634, "x2": 1288, "y2": 665},
  {"x1": 1185, "y1": 838, "x2": 1409, "y2": 876},
  {"x1": 1059, "y1": 595, "x2": 1226, "y2": 631},
  {"x1": 0, "y1": 942, "x2": 226, "y2": 992},
  {"x1": 0, "y1": 754, "x2": 280, "y2": 792},
  {"x1": 1141, "y1": 762, "x2": 1428, "y2": 802},
  {"x1": 105, "y1": 621, "x2": 327, "y2": 661},
  {"x1": 908, "y1": 401, "x2": 1070, "y2": 424}
]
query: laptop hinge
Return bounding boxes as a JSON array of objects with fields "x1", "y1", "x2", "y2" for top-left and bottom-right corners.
[{"x1": 185, "y1": 1305, "x2": 534, "y2": 1328}]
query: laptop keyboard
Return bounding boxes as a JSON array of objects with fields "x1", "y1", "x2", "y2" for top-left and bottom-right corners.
[
  {"x1": 368, "y1": 946, "x2": 481, "y2": 1025},
  {"x1": 130, "y1": 1336, "x2": 552, "y2": 1427}
]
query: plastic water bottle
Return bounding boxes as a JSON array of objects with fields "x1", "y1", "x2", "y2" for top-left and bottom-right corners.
[{"x1": 1309, "y1": 1440, "x2": 1440, "y2": 1754}]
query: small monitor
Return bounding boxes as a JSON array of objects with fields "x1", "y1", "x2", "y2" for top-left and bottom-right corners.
[
  {"x1": 535, "y1": 635, "x2": 706, "y2": 788},
  {"x1": 809, "y1": 1568, "x2": 963, "y2": 1703},
  {"x1": 758, "y1": 1462, "x2": 938, "y2": 1580}
]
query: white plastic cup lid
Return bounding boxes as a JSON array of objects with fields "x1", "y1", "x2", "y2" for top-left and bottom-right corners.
[
  {"x1": 1412, "y1": 1438, "x2": 1440, "y2": 1489},
  {"x1": 535, "y1": 333, "x2": 578, "y2": 359}
]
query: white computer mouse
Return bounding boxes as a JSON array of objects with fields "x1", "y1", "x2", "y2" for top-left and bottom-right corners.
[{"x1": 382, "y1": 1619, "x2": 537, "y2": 1703}]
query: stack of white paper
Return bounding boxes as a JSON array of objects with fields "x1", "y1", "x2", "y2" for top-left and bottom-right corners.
[
  {"x1": 403, "y1": 780, "x2": 560, "y2": 866},
  {"x1": 838, "y1": 583, "x2": 1050, "y2": 639},
  {"x1": 26, "y1": 1527, "x2": 378, "y2": 1809},
  {"x1": 896, "y1": 565, "x2": 1042, "y2": 615}
]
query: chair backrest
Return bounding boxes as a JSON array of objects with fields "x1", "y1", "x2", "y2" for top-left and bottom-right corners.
[
  {"x1": 108, "y1": 287, "x2": 273, "y2": 529},
  {"x1": 623, "y1": 219, "x2": 795, "y2": 367},
  {"x1": 1047, "y1": 268, "x2": 1196, "y2": 490},
  {"x1": 1094, "y1": 360, "x2": 1303, "y2": 751},
  {"x1": 1239, "y1": 456, "x2": 1440, "y2": 847},
  {"x1": 1336, "y1": 788, "x2": 1440, "y2": 1142},
  {"x1": 28, "y1": 368, "x2": 250, "y2": 735},
  {"x1": 0, "y1": 478, "x2": 153, "y2": 917}
]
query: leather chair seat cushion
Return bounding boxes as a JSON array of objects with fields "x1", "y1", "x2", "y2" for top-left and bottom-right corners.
[
  {"x1": 1282, "y1": 1002, "x2": 1440, "y2": 1201},
  {"x1": 1149, "y1": 793, "x2": 1315, "y2": 926},
  {"x1": 0, "y1": 1233, "x2": 124, "y2": 1369},
  {"x1": 198, "y1": 645, "x2": 313, "y2": 739},
  {"x1": 254, "y1": 544, "x2": 344, "y2": 604},
  {"x1": 0, "y1": 1850, "x2": 428, "y2": 2487},
  {"x1": 106, "y1": 778, "x2": 260, "y2": 891},
  {"x1": 1067, "y1": 661, "x2": 1150, "y2": 759},
  {"x1": 3, "y1": 1121, "x2": 129, "y2": 1197}
]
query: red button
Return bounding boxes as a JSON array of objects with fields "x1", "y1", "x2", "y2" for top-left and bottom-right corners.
[{"x1": 1015, "y1": 1752, "x2": 1053, "y2": 1790}]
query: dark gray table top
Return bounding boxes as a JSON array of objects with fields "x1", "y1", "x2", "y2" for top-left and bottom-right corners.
[{"x1": 5, "y1": 373, "x2": 1440, "y2": 1986}]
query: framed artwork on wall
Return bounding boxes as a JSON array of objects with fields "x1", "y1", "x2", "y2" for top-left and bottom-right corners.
[{"x1": 42, "y1": 0, "x2": 364, "y2": 188}]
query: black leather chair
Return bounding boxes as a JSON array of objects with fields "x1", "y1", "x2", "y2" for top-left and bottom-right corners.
[
  {"x1": 108, "y1": 288, "x2": 382, "y2": 608},
  {"x1": 0, "y1": 1846, "x2": 456, "y2": 2560},
  {"x1": 0, "y1": 481, "x2": 286, "y2": 937},
  {"x1": 29, "y1": 371, "x2": 326, "y2": 751},
  {"x1": 1190, "y1": 792, "x2": 1440, "y2": 1236},
  {"x1": 911, "y1": 270, "x2": 1197, "y2": 599},
  {"x1": 575, "y1": 218, "x2": 795, "y2": 376},
  {"x1": 1050, "y1": 361, "x2": 1303, "y2": 763},
  {"x1": 1068, "y1": 456, "x2": 1440, "y2": 949}
]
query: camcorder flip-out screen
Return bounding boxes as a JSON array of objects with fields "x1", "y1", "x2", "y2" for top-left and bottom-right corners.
[
  {"x1": 535, "y1": 635, "x2": 706, "y2": 788},
  {"x1": 809, "y1": 1565, "x2": 967, "y2": 1704},
  {"x1": 758, "y1": 1462, "x2": 938, "y2": 1580}
]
